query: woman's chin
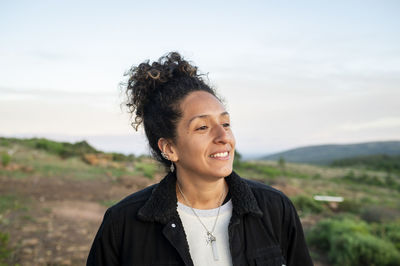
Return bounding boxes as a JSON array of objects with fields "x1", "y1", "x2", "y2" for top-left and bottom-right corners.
[{"x1": 212, "y1": 166, "x2": 233, "y2": 179}]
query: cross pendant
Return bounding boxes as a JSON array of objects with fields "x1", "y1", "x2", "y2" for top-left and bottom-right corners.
[
  {"x1": 206, "y1": 232, "x2": 216, "y2": 244},
  {"x1": 207, "y1": 232, "x2": 219, "y2": 261}
]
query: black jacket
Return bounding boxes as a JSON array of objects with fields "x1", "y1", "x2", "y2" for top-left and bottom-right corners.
[{"x1": 87, "y1": 171, "x2": 313, "y2": 266}]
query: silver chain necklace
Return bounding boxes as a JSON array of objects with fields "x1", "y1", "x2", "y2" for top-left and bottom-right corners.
[{"x1": 177, "y1": 181, "x2": 226, "y2": 261}]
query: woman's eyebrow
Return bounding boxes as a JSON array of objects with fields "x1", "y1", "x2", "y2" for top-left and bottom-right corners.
[{"x1": 187, "y1": 111, "x2": 230, "y2": 128}]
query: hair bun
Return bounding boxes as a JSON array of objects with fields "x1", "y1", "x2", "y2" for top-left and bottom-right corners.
[{"x1": 123, "y1": 51, "x2": 202, "y2": 130}]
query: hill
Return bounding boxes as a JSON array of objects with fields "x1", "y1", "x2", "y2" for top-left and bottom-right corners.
[
  {"x1": 260, "y1": 140, "x2": 400, "y2": 165},
  {"x1": 331, "y1": 154, "x2": 400, "y2": 174}
]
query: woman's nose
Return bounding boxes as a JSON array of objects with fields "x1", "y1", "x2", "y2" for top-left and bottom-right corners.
[{"x1": 213, "y1": 125, "x2": 233, "y2": 144}]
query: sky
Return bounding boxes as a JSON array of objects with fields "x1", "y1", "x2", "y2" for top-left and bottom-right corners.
[{"x1": 1, "y1": 0, "x2": 399, "y2": 156}]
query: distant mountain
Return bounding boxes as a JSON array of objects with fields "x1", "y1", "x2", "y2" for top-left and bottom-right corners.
[{"x1": 260, "y1": 141, "x2": 400, "y2": 165}]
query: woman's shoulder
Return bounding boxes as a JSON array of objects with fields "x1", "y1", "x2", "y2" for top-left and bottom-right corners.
[
  {"x1": 229, "y1": 171, "x2": 296, "y2": 216},
  {"x1": 238, "y1": 176, "x2": 296, "y2": 215},
  {"x1": 234, "y1": 173, "x2": 291, "y2": 203}
]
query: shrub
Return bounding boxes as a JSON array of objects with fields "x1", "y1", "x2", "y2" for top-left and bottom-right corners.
[
  {"x1": 111, "y1": 153, "x2": 135, "y2": 162},
  {"x1": 31, "y1": 138, "x2": 98, "y2": 159},
  {"x1": 361, "y1": 206, "x2": 400, "y2": 223},
  {"x1": 332, "y1": 154, "x2": 400, "y2": 174},
  {"x1": 373, "y1": 222, "x2": 400, "y2": 250},
  {"x1": 337, "y1": 199, "x2": 363, "y2": 214},
  {"x1": 330, "y1": 231, "x2": 400, "y2": 266},
  {"x1": 135, "y1": 162, "x2": 157, "y2": 179},
  {"x1": 238, "y1": 162, "x2": 282, "y2": 178},
  {"x1": 342, "y1": 170, "x2": 400, "y2": 191},
  {"x1": 0, "y1": 232, "x2": 12, "y2": 264},
  {"x1": 1, "y1": 153, "x2": 11, "y2": 167},
  {"x1": 307, "y1": 217, "x2": 400, "y2": 266},
  {"x1": 291, "y1": 195, "x2": 324, "y2": 215},
  {"x1": 233, "y1": 150, "x2": 242, "y2": 168},
  {"x1": 0, "y1": 138, "x2": 10, "y2": 147}
]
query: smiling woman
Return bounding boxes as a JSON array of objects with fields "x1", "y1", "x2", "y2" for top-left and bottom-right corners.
[{"x1": 87, "y1": 52, "x2": 313, "y2": 266}]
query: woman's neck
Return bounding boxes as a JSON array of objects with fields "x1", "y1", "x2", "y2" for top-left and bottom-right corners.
[{"x1": 176, "y1": 173, "x2": 228, "y2": 210}]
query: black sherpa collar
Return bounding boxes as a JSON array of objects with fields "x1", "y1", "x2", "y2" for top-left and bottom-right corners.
[{"x1": 137, "y1": 170, "x2": 263, "y2": 224}]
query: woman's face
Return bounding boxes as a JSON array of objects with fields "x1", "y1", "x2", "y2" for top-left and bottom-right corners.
[{"x1": 171, "y1": 90, "x2": 236, "y2": 181}]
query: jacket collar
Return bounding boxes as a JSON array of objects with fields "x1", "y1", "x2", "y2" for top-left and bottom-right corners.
[{"x1": 137, "y1": 170, "x2": 263, "y2": 224}]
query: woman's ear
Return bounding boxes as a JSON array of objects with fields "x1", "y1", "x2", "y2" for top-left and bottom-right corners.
[{"x1": 158, "y1": 138, "x2": 178, "y2": 162}]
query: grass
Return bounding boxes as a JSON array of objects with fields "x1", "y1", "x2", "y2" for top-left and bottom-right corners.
[
  {"x1": 0, "y1": 231, "x2": 12, "y2": 266},
  {"x1": 0, "y1": 194, "x2": 27, "y2": 215},
  {"x1": 134, "y1": 161, "x2": 159, "y2": 179},
  {"x1": 98, "y1": 199, "x2": 119, "y2": 208}
]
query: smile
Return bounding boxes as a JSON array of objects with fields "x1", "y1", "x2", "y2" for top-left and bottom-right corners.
[{"x1": 209, "y1": 151, "x2": 229, "y2": 159}]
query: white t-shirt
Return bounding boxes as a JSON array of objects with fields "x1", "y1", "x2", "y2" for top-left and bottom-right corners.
[{"x1": 177, "y1": 200, "x2": 233, "y2": 266}]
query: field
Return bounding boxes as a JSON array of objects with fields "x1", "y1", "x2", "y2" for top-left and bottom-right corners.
[{"x1": 0, "y1": 138, "x2": 399, "y2": 265}]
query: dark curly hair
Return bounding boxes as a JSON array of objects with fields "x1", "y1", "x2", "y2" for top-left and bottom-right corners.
[{"x1": 123, "y1": 52, "x2": 218, "y2": 168}]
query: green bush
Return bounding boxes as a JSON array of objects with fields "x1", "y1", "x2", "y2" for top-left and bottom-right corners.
[
  {"x1": 237, "y1": 162, "x2": 282, "y2": 178},
  {"x1": 0, "y1": 194, "x2": 24, "y2": 214},
  {"x1": 307, "y1": 217, "x2": 400, "y2": 266},
  {"x1": 111, "y1": 153, "x2": 135, "y2": 162},
  {"x1": 332, "y1": 154, "x2": 400, "y2": 174},
  {"x1": 330, "y1": 231, "x2": 400, "y2": 266},
  {"x1": 373, "y1": 222, "x2": 400, "y2": 250},
  {"x1": 342, "y1": 170, "x2": 400, "y2": 191},
  {"x1": 0, "y1": 138, "x2": 10, "y2": 147},
  {"x1": 1, "y1": 153, "x2": 11, "y2": 167},
  {"x1": 0, "y1": 232, "x2": 12, "y2": 264},
  {"x1": 135, "y1": 162, "x2": 157, "y2": 179},
  {"x1": 337, "y1": 199, "x2": 363, "y2": 214},
  {"x1": 291, "y1": 195, "x2": 324, "y2": 215},
  {"x1": 361, "y1": 206, "x2": 400, "y2": 223},
  {"x1": 30, "y1": 138, "x2": 98, "y2": 159}
]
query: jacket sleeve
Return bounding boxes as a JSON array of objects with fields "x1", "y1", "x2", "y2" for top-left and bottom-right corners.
[
  {"x1": 282, "y1": 198, "x2": 314, "y2": 266},
  {"x1": 87, "y1": 208, "x2": 120, "y2": 265}
]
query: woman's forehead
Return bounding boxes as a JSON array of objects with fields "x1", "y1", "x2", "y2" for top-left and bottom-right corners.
[{"x1": 180, "y1": 91, "x2": 226, "y2": 118}]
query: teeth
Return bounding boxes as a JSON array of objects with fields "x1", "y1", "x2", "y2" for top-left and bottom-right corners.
[{"x1": 210, "y1": 152, "x2": 228, "y2": 158}]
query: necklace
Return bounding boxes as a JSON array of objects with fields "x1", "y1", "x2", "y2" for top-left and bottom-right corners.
[{"x1": 177, "y1": 181, "x2": 226, "y2": 261}]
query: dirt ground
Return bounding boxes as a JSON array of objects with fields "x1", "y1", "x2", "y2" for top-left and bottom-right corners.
[{"x1": 0, "y1": 173, "x2": 158, "y2": 266}]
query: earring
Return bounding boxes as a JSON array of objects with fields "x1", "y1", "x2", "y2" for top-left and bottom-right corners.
[
  {"x1": 161, "y1": 152, "x2": 169, "y2": 160},
  {"x1": 161, "y1": 152, "x2": 175, "y2": 172}
]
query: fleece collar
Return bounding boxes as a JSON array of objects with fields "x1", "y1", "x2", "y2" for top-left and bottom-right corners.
[{"x1": 137, "y1": 170, "x2": 263, "y2": 224}]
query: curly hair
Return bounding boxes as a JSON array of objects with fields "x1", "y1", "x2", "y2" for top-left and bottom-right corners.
[{"x1": 123, "y1": 52, "x2": 218, "y2": 168}]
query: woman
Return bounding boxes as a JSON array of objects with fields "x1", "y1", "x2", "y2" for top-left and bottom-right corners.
[{"x1": 87, "y1": 52, "x2": 313, "y2": 266}]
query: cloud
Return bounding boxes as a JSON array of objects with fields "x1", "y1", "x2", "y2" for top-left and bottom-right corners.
[
  {"x1": 0, "y1": 86, "x2": 115, "y2": 98},
  {"x1": 338, "y1": 117, "x2": 400, "y2": 132},
  {"x1": 27, "y1": 50, "x2": 74, "y2": 62}
]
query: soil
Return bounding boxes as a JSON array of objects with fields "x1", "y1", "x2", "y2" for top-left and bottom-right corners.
[{"x1": 0, "y1": 173, "x2": 158, "y2": 266}]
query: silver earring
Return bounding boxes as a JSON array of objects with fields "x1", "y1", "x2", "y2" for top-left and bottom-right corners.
[
  {"x1": 161, "y1": 152, "x2": 174, "y2": 172},
  {"x1": 161, "y1": 152, "x2": 169, "y2": 160}
]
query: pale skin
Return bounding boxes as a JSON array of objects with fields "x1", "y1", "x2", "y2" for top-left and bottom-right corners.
[{"x1": 158, "y1": 91, "x2": 236, "y2": 210}]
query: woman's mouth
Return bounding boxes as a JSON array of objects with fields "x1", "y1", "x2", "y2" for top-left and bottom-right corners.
[{"x1": 209, "y1": 151, "x2": 230, "y2": 160}]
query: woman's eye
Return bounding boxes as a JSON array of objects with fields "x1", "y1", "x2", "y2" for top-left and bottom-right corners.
[
  {"x1": 223, "y1": 123, "x2": 230, "y2": 128},
  {"x1": 196, "y1": 126, "x2": 208, "y2": 131}
]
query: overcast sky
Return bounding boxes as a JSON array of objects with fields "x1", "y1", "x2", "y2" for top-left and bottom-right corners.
[{"x1": 1, "y1": 0, "x2": 399, "y2": 156}]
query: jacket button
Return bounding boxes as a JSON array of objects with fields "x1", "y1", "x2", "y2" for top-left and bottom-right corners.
[{"x1": 171, "y1": 223, "x2": 176, "y2": 228}]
